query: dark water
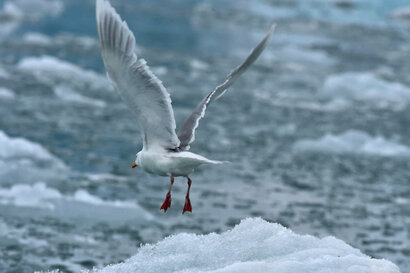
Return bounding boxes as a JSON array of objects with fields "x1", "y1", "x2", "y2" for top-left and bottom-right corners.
[{"x1": 0, "y1": 0, "x2": 409, "y2": 272}]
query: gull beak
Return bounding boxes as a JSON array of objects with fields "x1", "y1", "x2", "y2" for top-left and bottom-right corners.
[{"x1": 132, "y1": 162, "x2": 137, "y2": 168}]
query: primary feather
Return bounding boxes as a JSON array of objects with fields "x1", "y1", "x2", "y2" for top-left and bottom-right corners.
[
  {"x1": 96, "y1": 0, "x2": 180, "y2": 151},
  {"x1": 177, "y1": 25, "x2": 275, "y2": 151}
]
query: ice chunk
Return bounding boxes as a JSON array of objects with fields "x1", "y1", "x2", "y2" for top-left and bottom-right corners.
[
  {"x1": 21, "y1": 32, "x2": 52, "y2": 46},
  {"x1": 3, "y1": 0, "x2": 64, "y2": 21},
  {"x1": 0, "y1": 182, "x2": 62, "y2": 209},
  {"x1": 0, "y1": 131, "x2": 62, "y2": 162},
  {"x1": 20, "y1": 32, "x2": 98, "y2": 49},
  {"x1": 293, "y1": 130, "x2": 410, "y2": 157},
  {"x1": 319, "y1": 72, "x2": 410, "y2": 107},
  {"x1": 54, "y1": 85, "x2": 106, "y2": 107},
  {"x1": 0, "y1": 87, "x2": 15, "y2": 99},
  {"x1": 391, "y1": 6, "x2": 410, "y2": 21},
  {"x1": 0, "y1": 131, "x2": 68, "y2": 184},
  {"x1": 17, "y1": 55, "x2": 108, "y2": 90},
  {"x1": 0, "y1": 182, "x2": 153, "y2": 222},
  {"x1": 91, "y1": 218, "x2": 399, "y2": 273}
]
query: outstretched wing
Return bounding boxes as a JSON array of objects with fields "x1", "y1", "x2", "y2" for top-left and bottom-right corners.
[
  {"x1": 96, "y1": 0, "x2": 180, "y2": 150},
  {"x1": 177, "y1": 25, "x2": 275, "y2": 150}
]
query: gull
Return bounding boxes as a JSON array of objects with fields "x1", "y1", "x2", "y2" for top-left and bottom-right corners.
[{"x1": 96, "y1": 0, "x2": 274, "y2": 214}]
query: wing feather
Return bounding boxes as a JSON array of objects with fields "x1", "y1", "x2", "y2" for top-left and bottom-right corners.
[
  {"x1": 96, "y1": 0, "x2": 180, "y2": 150},
  {"x1": 177, "y1": 25, "x2": 275, "y2": 150}
]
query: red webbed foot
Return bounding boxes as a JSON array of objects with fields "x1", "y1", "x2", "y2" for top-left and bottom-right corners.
[
  {"x1": 182, "y1": 196, "x2": 192, "y2": 214},
  {"x1": 160, "y1": 176, "x2": 174, "y2": 212},
  {"x1": 160, "y1": 192, "x2": 172, "y2": 212},
  {"x1": 182, "y1": 177, "x2": 192, "y2": 214}
]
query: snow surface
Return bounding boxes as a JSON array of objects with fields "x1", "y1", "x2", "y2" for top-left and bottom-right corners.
[
  {"x1": 293, "y1": 130, "x2": 410, "y2": 157},
  {"x1": 90, "y1": 218, "x2": 399, "y2": 273},
  {"x1": 319, "y1": 72, "x2": 410, "y2": 107}
]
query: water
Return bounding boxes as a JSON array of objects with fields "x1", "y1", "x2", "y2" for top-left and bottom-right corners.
[{"x1": 0, "y1": 0, "x2": 409, "y2": 272}]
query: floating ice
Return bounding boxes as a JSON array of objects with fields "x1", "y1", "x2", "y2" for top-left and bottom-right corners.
[
  {"x1": 54, "y1": 85, "x2": 106, "y2": 107},
  {"x1": 0, "y1": 0, "x2": 64, "y2": 39},
  {"x1": 391, "y1": 6, "x2": 410, "y2": 21},
  {"x1": 0, "y1": 66, "x2": 10, "y2": 78},
  {"x1": 0, "y1": 182, "x2": 148, "y2": 212},
  {"x1": 20, "y1": 32, "x2": 98, "y2": 49},
  {"x1": 90, "y1": 218, "x2": 400, "y2": 273},
  {"x1": 293, "y1": 130, "x2": 410, "y2": 157},
  {"x1": 0, "y1": 131, "x2": 62, "y2": 162},
  {"x1": 2, "y1": 0, "x2": 64, "y2": 21},
  {"x1": 319, "y1": 72, "x2": 410, "y2": 107},
  {"x1": 0, "y1": 87, "x2": 15, "y2": 99},
  {"x1": 21, "y1": 32, "x2": 52, "y2": 46},
  {"x1": 267, "y1": 45, "x2": 336, "y2": 68},
  {"x1": 0, "y1": 131, "x2": 68, "y2": 184},
  {"x1": 17, "y1": 55, "x2": 108, "y2": 90},
  {"x1": 0, "y1": 182, "x2": 62, "y2": 209}
]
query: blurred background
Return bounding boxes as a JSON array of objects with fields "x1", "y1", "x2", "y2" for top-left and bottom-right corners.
[{"x1": 0, "y1": 0, "x2": 409, "y2": 272}]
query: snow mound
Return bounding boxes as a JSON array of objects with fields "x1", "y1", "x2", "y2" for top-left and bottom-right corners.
[
  {"x1": 293, "y1": 130, "x2": 410, "y2": 157},
  {"x1": 91, "y1": 218, "x2": 399, "y2": 273},
  {"x1": 17, "y1": 55, "x2": 108, "y2": 90},
  {"x1": 319, "y1": 72, "x2": 410, "y2": 107}
]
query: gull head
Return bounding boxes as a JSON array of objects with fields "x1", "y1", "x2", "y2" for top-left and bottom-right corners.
[{"x1": 132, "y1": 151, "x2": 142, "y2": 168}]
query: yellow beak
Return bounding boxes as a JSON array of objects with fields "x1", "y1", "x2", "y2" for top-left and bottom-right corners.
[{"x1": 132, "y1": 162, "x2": 136, "y2": 168}]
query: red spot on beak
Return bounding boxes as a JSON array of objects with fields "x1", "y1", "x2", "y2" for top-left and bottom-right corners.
[{"x1": 132, "y1": 162, "x2": 136, "y2": 168}]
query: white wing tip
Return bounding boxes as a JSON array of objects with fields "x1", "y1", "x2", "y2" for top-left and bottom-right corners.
[
  {"x1": 267, "y1": 24, "x2": 276, "y2": 39},
  {"x1": 96, "y1": 0, "x2": 109, "y2": 13}
]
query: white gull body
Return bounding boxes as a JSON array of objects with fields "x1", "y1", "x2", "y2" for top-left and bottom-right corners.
[{"x1": 96, "y1": 0, "x2": 274, "y2": 213}]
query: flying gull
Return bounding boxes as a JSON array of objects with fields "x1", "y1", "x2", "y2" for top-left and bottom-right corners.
[{"x1": 96, "y1": 0, "x2": 274, "y2": 213}]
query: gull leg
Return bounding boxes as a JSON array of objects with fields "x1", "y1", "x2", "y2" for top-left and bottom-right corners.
[
  {"x1": 160, "y1": 176, "x2": 174, "y2": 212},
  {"x1": 182, "y1": 177, "x2": 192, "y2": 214}
]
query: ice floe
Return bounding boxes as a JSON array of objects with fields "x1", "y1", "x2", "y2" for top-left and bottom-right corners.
[
  {"x1": 2, "y1": 0, "x2": 64, "y2": 21},
  {"x1": 17, "y1": 55, "x2": 108, "y2": 90},
  {"x1": 90, "y1": 218, "x2": 400, "y2": 273},
  {"x1": 319, "y1": 72, "x2": 410, "y2": 107},
  {"x1": 391, "y1": 6, "x2": 410, "y2": 21},
  {"x1": 0, "y1": 0, "x2": 64, "y2": 39},
  {"x1": 0, "y1": 130, "x2": 68, "y2": 184},
  {"x1": 0, "y1": 131, "x2": 63, "y2": 163},
  {"x1": 0, "y1": 182, "x2": 147, "y2": 212},
  {"x1": 54, "y1": 85, "x2": 106, "y2": 107},
  {"x1": 0, "y1": 87, "x2": 15, "y2": 99},
  {"x1": 20, "y1": 32, "x2": 98, "y2": 49},
  {"x1": 293, "y1": 130, "x2": 410, "y2": 157}
]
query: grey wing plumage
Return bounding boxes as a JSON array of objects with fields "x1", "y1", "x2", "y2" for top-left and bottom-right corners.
[
  {"x1": 177, "y1": 25, "x2": 275, "y2": 150},
  {"x1": 96, "y1": 0, "x2": 180, "y2": 150}
]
